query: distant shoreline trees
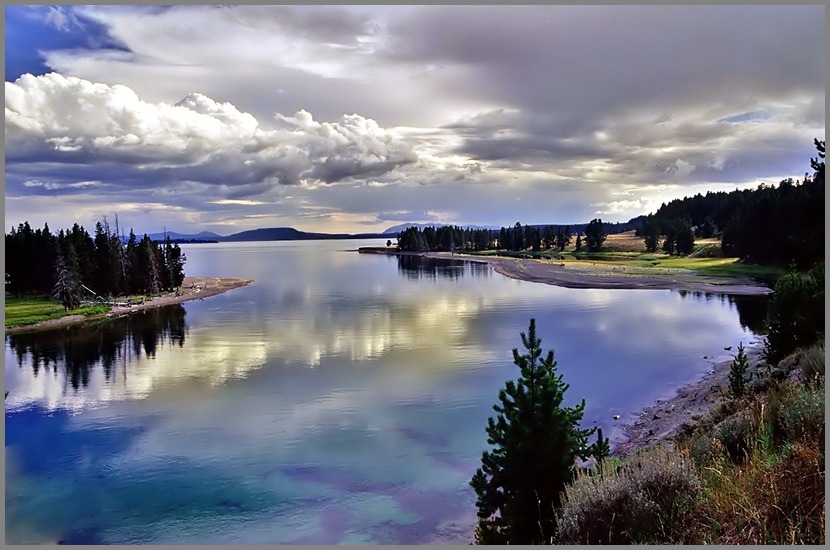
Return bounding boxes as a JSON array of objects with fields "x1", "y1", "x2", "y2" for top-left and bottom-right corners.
[
  {"x1": 635, "y1": 139, "x2": 824, "y2": 265},
  {"x1": 6, "y1": 217, "x2": 186, "y2": 306}
]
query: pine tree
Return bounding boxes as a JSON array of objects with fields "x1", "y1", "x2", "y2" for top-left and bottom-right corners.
[
  {"x1": 584, "y1": 219, "x2": 606, "y2": 252},
  {"x1": 52, "y1": 244, "x2": 81, "y2": 311},
  {"x1": 470, "y1": 319, "x2": 604, "y2": 544},
  {"x1": 728, "y1": 342, "x2": 750, "y2": 398}
]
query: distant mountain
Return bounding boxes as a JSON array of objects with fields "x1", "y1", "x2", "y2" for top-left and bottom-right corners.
[
  {"x1": 383, "y1": 222, "x2": 500, "y2": 234},
  {"x1": 134, "y1": 216, "x2": 648, "y2": 245},
  {"x1": 221, "y1": 227, "x2": 390, "y2": 242}
]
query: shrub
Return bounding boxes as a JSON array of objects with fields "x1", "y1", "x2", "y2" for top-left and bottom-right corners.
[
  {"x1": 557, "y1": 446, "x2": 701, "y2": 544},
  {"x1": 764, "y1": 263, "x2": 824, "y2": 364},
  {"x1": 799, "y1": 341, "x2": 825, "y2": 383},
  {"x1": 712, "y1": 409, "x2": 756, "y2": 464},
  {"x1": 776, "y1": 378, "x2": 825, "y2": 445},
  {"x1": 728, "y1": 342, "x2": 751, "y2": 397}
]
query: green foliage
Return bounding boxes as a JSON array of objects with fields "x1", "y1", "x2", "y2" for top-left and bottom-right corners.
[
  {"x1": 584, "y1": 218, "x2": 607, "y2": 252},
  {"x1": 649, "y1": 140, "x2": 823, "y2": 267},
  {"x1": 557, "y1": 446, "x2": 701, "y2": 544},
  {"x1": 728, "y1": 342, "x2": 751, "y2": 398},
  {"x1": 4, "y1": 296, "x2": 111, "y2": 328},
  {"x1": 642, "y1": 217, "x2": 661, "y2": 252},
  {"x1": 6, "y1": 217, "x2": 187, "y2": 299},
  {"x1": 470, "y1": 319, "x2": 600, "y2": 544},
  {"x1": 661, "y1": 218, "x2": 695, "y2": 256},
  {"x1": 764, "y1": 262, "x2": 824, "y2": 364}
]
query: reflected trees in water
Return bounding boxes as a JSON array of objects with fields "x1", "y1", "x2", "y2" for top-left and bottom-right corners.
[
  {"x1": 396, "y1": 255, "x2": 491, "y2": 281},
  {"x1": 8, "y1": 305, "x2": 188, "y2": 390}
]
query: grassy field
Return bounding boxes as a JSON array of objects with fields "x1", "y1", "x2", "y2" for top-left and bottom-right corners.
[
  {"x1": 470, "y1": 232, "x2": 784, "y2": 284},
  {"x1": 5, "y1": 295, "x2": 110, "y2": 329}
]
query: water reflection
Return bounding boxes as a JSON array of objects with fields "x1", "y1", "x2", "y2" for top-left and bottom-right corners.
[
  {"x1": 5, "y1": 242, "x2": 771, "y2": 545},
  {"x1": 396, "y1": 255, "x2": 490, "y2": 281},
  {"x1": 674, "y1": 290, "x2": 768, "y2": 333},
  {"x1": 7, "y1": 306, "x2": 187, "y2": 391}
]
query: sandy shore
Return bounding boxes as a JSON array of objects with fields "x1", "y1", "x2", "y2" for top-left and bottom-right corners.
[
  {"x1": 5, "y1": 276, "x2": 252, "y2": 335},
  {"x1": 612, "y1": 342, "x2": 765, "y2": 457},
  {"x1": 416, "y1": 252, "x2": 771, "y2": 296}
]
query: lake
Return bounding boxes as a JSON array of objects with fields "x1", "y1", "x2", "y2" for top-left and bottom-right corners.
[{"x1": 5, "y1": 240, "x2": 767, "y2": 544}]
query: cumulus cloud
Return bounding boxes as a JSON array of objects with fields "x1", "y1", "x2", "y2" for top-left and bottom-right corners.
[
  {"x1": 5, "y1": 72, "x2": 418, "y2": 196},
  {"x1": 4, "y1": 5, "x2": 825, "y2": 234}
]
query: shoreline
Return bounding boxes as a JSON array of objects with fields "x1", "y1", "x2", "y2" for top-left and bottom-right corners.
[
  {"x1": 611, "y1": 341, "x2": 766, "y2": 458},
  {"x1": 5, "y1": 276, "x2": 252, "y2": 335},
  {"x1": 358, "y1": 248, "x2": 772, "y2": 296}
]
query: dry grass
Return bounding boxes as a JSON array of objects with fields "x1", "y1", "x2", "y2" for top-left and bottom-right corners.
[
  {"x1": 561, "y1": 345, "x2": 825, "y2": 546},
  {"x1": 686, "y1": 355, "x2": 825, "y2": 545}
]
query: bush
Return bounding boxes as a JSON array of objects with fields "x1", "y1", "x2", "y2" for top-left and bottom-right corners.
[
  {"x1": 712, "y1": 409, "x2": 756, "y2": 464},
  {"x1": 764, "y1": 263, "x2": 824, "y2": 364},
  {"x1": 776, "y1": 378, "x2": 825, "y2": 445},
  {"x1": 557, "y1": 446, "x2": 701, "y2": 544},
  {"x1": 799, "y1": 341, "x2": 825, "y2": 383}
]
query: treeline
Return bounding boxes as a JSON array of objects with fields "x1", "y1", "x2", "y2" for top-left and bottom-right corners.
[
  {"x1": 6, "y1": 217, "x2": 186, "y2": 307},
  {"x1": 639, "y1": 139, "x2": 825, "y2": 267},
  {"x1": 395, "y1": 219, "x2": 609, "y2": 253}
]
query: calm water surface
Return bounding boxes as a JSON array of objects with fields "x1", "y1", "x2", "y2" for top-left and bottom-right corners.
[{"x1": 5, "y1": 240, "x2": 766, "y2": 544}]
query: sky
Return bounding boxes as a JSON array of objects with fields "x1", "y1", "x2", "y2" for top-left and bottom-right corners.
[{"x1": 4, "y1": 5, "x2": 825, "y2": 236}]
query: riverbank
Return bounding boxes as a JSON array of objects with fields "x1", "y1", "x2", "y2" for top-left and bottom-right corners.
[
  {"x1": 358, "y1": 248, "x2": 772, "y2": 296},
  {"x1": 5, "y1": 276, "x2": 252, "y2": 335}
]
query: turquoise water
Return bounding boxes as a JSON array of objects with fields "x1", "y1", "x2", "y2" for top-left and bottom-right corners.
[{"x1": 5, "y1": 240, "x2": 765, "y2": 543}]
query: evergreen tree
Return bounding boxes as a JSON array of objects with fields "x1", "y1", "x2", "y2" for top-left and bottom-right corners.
[
  {"x1": 555, "y1": 226, "x2": 572, "y2": 252},
  {"x1": 674, "y1": 219, "x2": 695, "y2": 256},
  {"x1": 642, "y1": 218, "x2": 661, "y2": 253},
  {"x1": 470, "y1": 319, "x2": 604, "y2": 544},
  {"x1": 584, "y1": 219, "x2": 606, "y2": 252},
  {"x1": 514, "y1": 222, "x2": 524, "y2": 251},
  {"x1": 574, "y1": 234, "x2": 582, "y2": 252},
  {"x1": 728, "y1": 342, "x2": 750, "y2": 398},
  {"x1": 543, "y1": 225, "x2": 555, "y2": 249},
  {"x1": 52, "y1": 243, "x2": 81, "y2": 311}
]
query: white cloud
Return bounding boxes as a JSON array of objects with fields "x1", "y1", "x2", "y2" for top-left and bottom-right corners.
[
  {"x1": 6, "y1": 73, "x2": 418, "y2": 192},
  {"x1": 4, "y1": 6, "x2": 824, "y2": 234}
]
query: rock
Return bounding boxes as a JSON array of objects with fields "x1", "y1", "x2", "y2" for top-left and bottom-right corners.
[
  {"x1": 724, "y1": 346, "x2": 732, "y2": 351},
  {"x1": 613, "y1": 414, "x2": 621, "y2": 420},
  {"x1": 652, "y1": 414, "x2": 660, "y2": 420}
]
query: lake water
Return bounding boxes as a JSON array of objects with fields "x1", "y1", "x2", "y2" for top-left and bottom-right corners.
[{"x1": 5, "y1": 240, "x2": 766, "y2": 544}]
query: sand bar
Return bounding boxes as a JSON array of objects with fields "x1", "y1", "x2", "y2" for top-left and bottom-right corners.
[
  {"x1": 5, "y1": 276, "x2": 252, "y2": 335},
  {"x1": 360, "y1": 249, "x2": 772, "y2": 296}
]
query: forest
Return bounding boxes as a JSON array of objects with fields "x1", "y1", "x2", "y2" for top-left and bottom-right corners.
[{"x1": 5, "y1": 216, "x2": 186, "y2": 309}]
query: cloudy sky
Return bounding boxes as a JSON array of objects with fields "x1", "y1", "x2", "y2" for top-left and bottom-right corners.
[{"x1": 5, "y1": 5, "x2": 825, "y2": 235}]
